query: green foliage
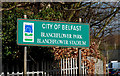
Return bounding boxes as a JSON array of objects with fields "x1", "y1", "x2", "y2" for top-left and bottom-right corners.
[
  {"x1": 2, "y1": 3, "x2": 23, "y2": 62},
  {"x1": 2, "y1": 2, "x2": 63, "y2": 63},
  {"x1": 29, "y1": 8, "x2": 62, "y2": 21}
]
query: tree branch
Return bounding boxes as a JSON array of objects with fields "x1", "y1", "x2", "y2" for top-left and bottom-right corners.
[
  {"x1": 67, "y1": 3, "x2": 96, "y2": 22},
  {"x1": 67, "y1": 3, "x2": 79, "y2": 22},
  {"x1": 95, "y1": 12, "x2": 117, "y2": 38},
  {"x1": 1, "y1": 3, "x2": 33, "y2": 11},
  {"x1": 63, "y1": 3, "x2": 95, "y2": 11},
  {"x1": 90, "y1": 8, "x2": 119, "y2": 27}
]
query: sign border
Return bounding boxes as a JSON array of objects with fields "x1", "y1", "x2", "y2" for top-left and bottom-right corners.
[{"x1": 17, "y1": 19, "x2": 90, "y2": 48}]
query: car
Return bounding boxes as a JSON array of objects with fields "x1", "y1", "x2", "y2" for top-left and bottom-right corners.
[
  {"x1": 109, "y1": 69, "x2": 117, "y2": 76},
  {"x1": 114, "y1": 69, "x2": 120, "y2": 76}
]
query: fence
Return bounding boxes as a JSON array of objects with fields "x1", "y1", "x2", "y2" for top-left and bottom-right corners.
[
  {"x1": 1, "y1": 58, "x2": 78, "y2": 76},
  {"x1": 2, "y1": 60, "x2": 44, "y2": 76},
  {"x1": 1, "y1": 58, "x2": 103, "y2": 76},
  {"x1": 0, "y1": 71, "x2": 43, "y2": 76}
]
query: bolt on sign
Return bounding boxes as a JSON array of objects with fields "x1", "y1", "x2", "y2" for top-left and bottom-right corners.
[{"x1": 17, "y1": 19, "x2": 90, "y2": 47}]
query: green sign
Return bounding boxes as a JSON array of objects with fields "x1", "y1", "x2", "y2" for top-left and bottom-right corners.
[{"x1": 17, "y1": 19, "x2": 89, "y2": 47}]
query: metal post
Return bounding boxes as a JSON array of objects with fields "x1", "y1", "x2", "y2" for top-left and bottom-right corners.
[
  {"x1": 24, "y1": 15, "x2": 27, "y2": 76},
  {"x1": 79, "y1": 49, "x2": 81, "y2": 76},
  {"x1": 24, "y1": 46, "x2": 27, "y2": 76},
  {"x1": 78, "y1": 18, "x2": 82, "y2": 76}
]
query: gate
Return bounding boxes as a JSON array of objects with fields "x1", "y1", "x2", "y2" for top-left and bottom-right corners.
[{"x1": 61, "y1": 58, "x2": 78, "y2": 75}]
